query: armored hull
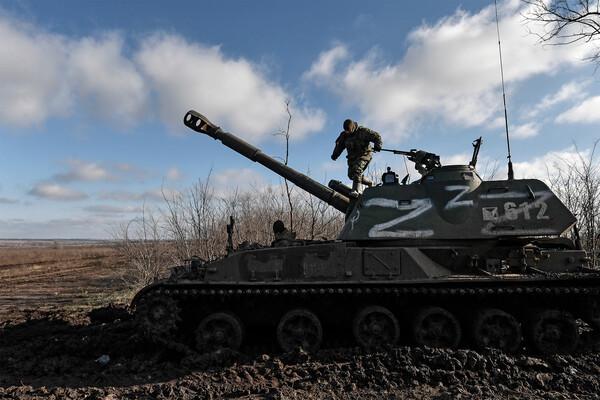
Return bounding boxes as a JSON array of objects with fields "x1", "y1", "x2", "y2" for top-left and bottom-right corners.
[{"x1": 131, "y1": 111, "x2": 600, "y2": 355}]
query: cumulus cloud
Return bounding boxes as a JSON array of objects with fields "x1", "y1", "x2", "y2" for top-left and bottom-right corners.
[
  {"x1": 304, "y1": 1, "x2": 594, "y2": 142},
  {"x1": 0, "y1": 15, "x2": 324, "y2": 140},
  {"x1": 303, "y1": 44, "x2": 349, "y2": 81},
  {"x1": 54, "y1": 159, "x2": 113, "y2": 182},
  {"x1": 68, "y1": 34, "x2": 147, "y2": 125},
  {"x1": 28, "y1": 183, "x2": 88, "y2": 201},
  {"x1": 511, "y1": 122, "x2": 540, "y2": 139},
  {"x1": 509, "y1": 146, "x2": 586, "y2": 180},
  {"x1": 47, "y1": 159, "x2": 153, "y2": 184},
  {"x1": 526, "y1": 80, "x2": 589, "y2": 118},
  {"x1": 136, "y1": 34, "x2": 325, "y2": 140},
  {"x1": 555, "y1": 96, "x2": 600, "y2": 124},
  {"x1": 0, "y1": 16, "x2": 70, "y2": 126}
]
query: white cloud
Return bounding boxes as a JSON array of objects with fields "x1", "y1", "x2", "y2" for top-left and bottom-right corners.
[
  {"x1": 0, "y1": 17, "x2": 147, "y2": 127},
  {"x1": 54, "y1": 159, "x2": 113, "y2": 182},
  {"x1": 68, "y1": 34, "x2": 147, "y2": 125},
  {"x1": 166, "y1": 167, "x2": 182, "y2": 181},
  {"x1": 555, "y1": 96, "x2": 600, "y2": 124},
  {"x1": 305, "y1": 1, "x2": 595, "y2": 142},
  {"x1": 0, "y1": 16, "x2": 70, "y2": 126},
  {"x1": 510, "y1": 146, "x2": 586, "y2": 180},
  {"x1": 526, "y1": 80, "x2": 589, "y2": 118},
  {"x1": 28, "y1": 183, "x2": 88, "y2": 201},
  {"x1": 303, "y1": 45, "x2": 348, "y2": 81},
  {"x1": 136, "y1": 34, "x2": 325, "y2": 140},
  {"x1": 0, "y1": 16, "x2": 324, "y2": 140},
  {"x1": 443, "y1": 152, "x2": 472, "y2": 166},
  {"x1": 511, "y1": 122, "x2": 540, "y2": 139}
]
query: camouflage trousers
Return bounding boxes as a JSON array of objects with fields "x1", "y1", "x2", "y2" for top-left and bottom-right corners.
[{"x1": 347, "y1": 158, "x2": 371, "y2": 181}]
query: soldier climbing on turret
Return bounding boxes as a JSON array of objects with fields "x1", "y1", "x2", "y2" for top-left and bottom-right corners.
[{"x1": 331, "y1": 119, "x2": 382, "y2": 196}]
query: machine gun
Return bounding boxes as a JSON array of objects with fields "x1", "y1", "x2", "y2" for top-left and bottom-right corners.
[{"x1": 380, "y1": 148, "x2": 441, "y2": 176}]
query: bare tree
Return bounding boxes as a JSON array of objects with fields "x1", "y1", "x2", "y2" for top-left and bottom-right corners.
[
  {"x1": 547, "y1": 141, "x2": 600, "y2": 264},
  {"x1": 116, "y1": 205, "x2": 170, "y2": 288},
  {"x1": 523, "y1": 0, "x2": 600, "y2": 64},
  {"x1": 274, "y1": 100, "x2": 295, "y2": 230}
]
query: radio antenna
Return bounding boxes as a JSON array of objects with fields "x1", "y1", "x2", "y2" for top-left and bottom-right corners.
[{"x1": 494, "y1": 0, "x2": 514, "y2": 180}]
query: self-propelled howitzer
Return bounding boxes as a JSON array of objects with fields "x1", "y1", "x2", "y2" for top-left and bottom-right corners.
[{"x1": 132, "y1": 110, "x2": 600, "y2": 356}]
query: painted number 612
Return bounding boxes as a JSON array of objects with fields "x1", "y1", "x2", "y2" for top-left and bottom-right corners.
[{"x1": 503, "y1": 201, "x2": 549, "y2": 220}]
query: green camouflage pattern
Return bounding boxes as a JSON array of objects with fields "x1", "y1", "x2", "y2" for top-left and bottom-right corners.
[
  {"x1": 338, "y1": 167, "x2": 577, "y2": 241},
  {"x1": 332, "y1": 126, "x2": 382, "y2": 180}
]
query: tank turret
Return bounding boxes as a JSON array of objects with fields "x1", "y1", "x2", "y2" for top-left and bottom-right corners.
[
  {"x1": 184, "y1": 110, "x2": 350, "y2": 213},
  {"x1": 338, "y1": 163, "x2": 576, "y2": 241}
]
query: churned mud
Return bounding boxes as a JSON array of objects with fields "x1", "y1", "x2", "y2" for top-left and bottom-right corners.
[{"x1": 2, "y1": 305, "x2": 600, "y2": 399}]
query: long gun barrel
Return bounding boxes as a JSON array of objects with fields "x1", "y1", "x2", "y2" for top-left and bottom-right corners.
[{"x1": 184, "y1": 110, "x2": 350, "y2": 213}]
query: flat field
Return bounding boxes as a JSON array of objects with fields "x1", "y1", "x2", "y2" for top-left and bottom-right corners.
[{"x1": 0, "y1": 241, "x2": 129, "y2": 321}]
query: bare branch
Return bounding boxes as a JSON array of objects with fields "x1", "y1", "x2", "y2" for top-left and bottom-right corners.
[{"x1": 523, "y1": 0, "x2": 600, "y2": 64}]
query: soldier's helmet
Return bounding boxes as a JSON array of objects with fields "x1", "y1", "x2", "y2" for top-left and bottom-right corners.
[
  {"x1": 273, "y1": 220, "x2": 285, "y2": 234},
  {"x1": 343, "y1": 119, "x2": 355, "y2": 132}
]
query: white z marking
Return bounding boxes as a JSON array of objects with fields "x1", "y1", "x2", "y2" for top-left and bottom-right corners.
[
  {"x1": 364, "y1": 198, "x2": 434, "y2": 238},
  {"x1": 444, "y1": 185, "x2": 474, "y2": 210}
]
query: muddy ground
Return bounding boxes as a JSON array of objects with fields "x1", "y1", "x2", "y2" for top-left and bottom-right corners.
[{"x1": 2, "y1": 244, "x2": 600, "y2": 399}]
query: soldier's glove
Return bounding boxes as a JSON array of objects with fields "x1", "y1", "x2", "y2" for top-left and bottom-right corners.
[{"x1": 374, "y1": 144, "x2": 382, "y2": 152}]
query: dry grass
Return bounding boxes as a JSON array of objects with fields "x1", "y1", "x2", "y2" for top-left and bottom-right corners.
[
  {"x1": 0, "y1": 244, "x2": 132, "y2": 321},
  {"x1": 0, "y1": 245, "x2": 118, "y2": 267}
]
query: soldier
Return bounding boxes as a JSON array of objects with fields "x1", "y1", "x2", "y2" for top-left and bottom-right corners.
[
  {"x1": 272, "y1": 220, "x2": 296, "y2": 246},
  {"x1": 331, "y1": 119, "x2": 382, "y2": 196}
]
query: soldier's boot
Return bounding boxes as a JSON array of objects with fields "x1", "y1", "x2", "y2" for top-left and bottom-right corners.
[
  {"x1": 361, "y1": 176, "x2": 373, "y2": 187},
  {"x1": 350, "y1": 179, "x2": 362, "y2": 198}
]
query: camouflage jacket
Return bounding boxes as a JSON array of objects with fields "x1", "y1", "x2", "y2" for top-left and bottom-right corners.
[
  {"x1": 331, "y1": 126, "x2": 382, "y2": 163},
  {"x1": 274, "y1": 228, "x2": 296, "y2": 241}
]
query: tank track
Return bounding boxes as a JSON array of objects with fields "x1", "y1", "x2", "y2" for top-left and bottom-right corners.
[{"x1": 133, "y1": 274, "x2": 600, "y2": 355}]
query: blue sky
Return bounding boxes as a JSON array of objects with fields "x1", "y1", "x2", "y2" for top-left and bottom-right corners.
[{"x1": 1, "y1": 0, "x2": 600, "y2": 238}]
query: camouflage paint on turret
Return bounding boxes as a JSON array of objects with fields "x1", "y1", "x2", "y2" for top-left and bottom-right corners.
[{"x1": 339, "y1": 165, "x2": 575, "y2": 241}]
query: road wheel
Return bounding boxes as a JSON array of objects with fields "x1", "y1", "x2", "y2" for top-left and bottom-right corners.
[
  {"x1": 353, "y1": 305, "x2": 400, "y2": 349},
  {"x1": 277, "y1": 308, "x2": 323, "y2": 353},
  {"x1": 528, "y1": 309, "x2": 578, "y2": 354},
  {"x1": 413, "y1": 306, "x2": 461, "y2": 348},
  {"x1": 135, "y1": 295, "x2": 181, "y2": 342},
  {"x1": 472, "y1": 308, "x2": 522, "y2": 353},
  {"x1": 195, "y1": 312, "x2": 244, "y2": 352}
]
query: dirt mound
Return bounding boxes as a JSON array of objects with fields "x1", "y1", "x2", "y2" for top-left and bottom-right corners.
[{"x1": 2, "y1": 306, "x2": 600, "y2": 399}]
